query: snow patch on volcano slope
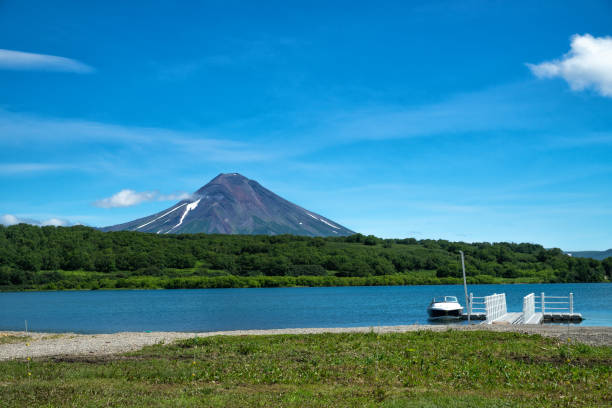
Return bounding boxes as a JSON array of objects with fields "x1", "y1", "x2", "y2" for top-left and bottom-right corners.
[
  {"x1": 137, "y1": 203, "x2": 188, "y2": 230},
  {"x1": 305, "y1": 211, "x2": 340, "y2": 229},
  {"x1": 168, "y1": 199, "x2": 202, "y2": 232}
]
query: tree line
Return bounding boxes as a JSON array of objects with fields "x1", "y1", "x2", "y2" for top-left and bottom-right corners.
[{"x1": 0, "y1": 224, "x2": 609, "y2": 290}]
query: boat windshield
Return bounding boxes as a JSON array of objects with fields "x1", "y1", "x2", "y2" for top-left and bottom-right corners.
[{"x1": 432, "y1": 296, "x2": 459, "y2": 303}]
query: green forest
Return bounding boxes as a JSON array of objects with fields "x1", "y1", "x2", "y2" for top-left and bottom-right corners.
[{"x1": 0, "y1": 224, "x2": 609, "y2": 291}]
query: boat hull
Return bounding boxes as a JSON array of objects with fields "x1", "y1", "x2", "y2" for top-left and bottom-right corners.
[
  {"x1": 427, "y1": 308, "x2": 463, "y2": 320},
  {"x1": 427, "y1": 305, "x2": 463, "y2": 320}
]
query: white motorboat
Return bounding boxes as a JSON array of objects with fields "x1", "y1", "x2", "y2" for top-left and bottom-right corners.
[{"x1": 427, "y1": 296, "x2": 463, "y2": 320}]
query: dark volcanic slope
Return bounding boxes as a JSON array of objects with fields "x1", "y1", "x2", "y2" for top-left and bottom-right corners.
[{"x1": 102, "y1": 173, "x2": 354, "y2": 236}]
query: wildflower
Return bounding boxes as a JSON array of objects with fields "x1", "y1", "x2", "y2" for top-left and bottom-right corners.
[
  {"x1": 192, "y1": 361, "x2": 196, "y2": 365},
  {"x1": 28, "y1": 372, "x2": 31, "y2": 376},
  {"x1": 25, "y1": 343, "x2": 30, "y2": 347},
  {"x1": 192, "y1": 373, "x2": 195, "y2": 377},
  {"x1": 26, "y1": 357, "x2": 31, "y2": 361}
]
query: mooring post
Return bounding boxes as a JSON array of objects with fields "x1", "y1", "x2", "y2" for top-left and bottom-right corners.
[
  {"x1": 569, "y1": 292, "x2": 573, "y2": 314},
  {"x1": 541, "y1": 292, "x2": 545, "y2": 314}
]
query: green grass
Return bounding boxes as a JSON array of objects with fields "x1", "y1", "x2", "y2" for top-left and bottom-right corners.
[{"x1": 0, "y1": 330, "x2": 610, "y2": 407}]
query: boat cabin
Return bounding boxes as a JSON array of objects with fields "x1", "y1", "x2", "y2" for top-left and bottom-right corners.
[{"x1": 431, "y1": 296, "x2": 458, "y2": 304}]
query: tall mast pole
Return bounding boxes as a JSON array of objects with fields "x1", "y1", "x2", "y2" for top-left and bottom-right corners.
[{"x1": 459, "y1": 250, "x2": 470, "y2": 323}]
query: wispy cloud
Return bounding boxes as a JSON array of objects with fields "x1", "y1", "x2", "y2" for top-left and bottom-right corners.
[
  {"x1": 0, "y1": 81, "x2": 548, "y2": 151},
  {"x1": 156, "y1": 61, "x2": 202, "y2": 81},
  {"x1": 0, "y1": 79, "x2": 578, "y2": 182},
  {"x1": 293, "y1": 81, "x2": 551, "y2": 146},
  {"x1": 0, "y1": 163, "x2": 71, "y2": 174},
  {"x1": 0, "y1": 108, "x2": 279, "y2": 164},
  {"x1": 527, "y1": 34, "x2": 612, "y2": 97},
  {"x1": 155, "y1": 36, "x2": 303, "y2": 81},
  {"x1": 0, "y1": 49, "x2": 94, "y2": 73},
  {"x1": 93, "y1": 189, "x2": 191, "y2": 208},
  {"x1": 548, "y1": 132, "x2": 612, "y2": 148},
  {"x1": 0, "y1": 214, "x2": 77, "y2": 227}
]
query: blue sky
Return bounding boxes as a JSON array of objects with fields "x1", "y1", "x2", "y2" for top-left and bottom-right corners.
[{"x1": 1, "y1": 0, "x2": 611, "y2": 250}]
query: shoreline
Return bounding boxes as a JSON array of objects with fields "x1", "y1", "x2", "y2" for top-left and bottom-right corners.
[
  {"x1": 3, "y1": 280, "x2": 610, "y2": 293},
  {"x1": 2, "y1": 324, "x2": 611, "y2": 361},
  {"x1": 2, "y1": 281, "x2": 609, "y2": 294}
]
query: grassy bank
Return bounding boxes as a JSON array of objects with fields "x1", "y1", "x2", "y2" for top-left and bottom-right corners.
[{"x1": 0, "y1": 331, "x2": 610, "y2": 407}]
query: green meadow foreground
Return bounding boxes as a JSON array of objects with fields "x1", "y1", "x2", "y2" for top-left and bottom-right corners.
[{"x1": 0, "y1": 330, "x2": 610, "y2": 407}]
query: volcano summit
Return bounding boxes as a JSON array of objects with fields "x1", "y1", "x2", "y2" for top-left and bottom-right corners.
[{"x1": 102, "y1": 173, "x2": 354, "y2": 236}]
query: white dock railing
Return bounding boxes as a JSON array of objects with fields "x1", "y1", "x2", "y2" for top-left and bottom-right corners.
[
  {"x1": 468, "y1": 293, "x2": 486, "y2": 315},
  {"x1": 536, "y1": 292, "x2": 574, "y2": 314},
  {"x1": 484, "y1": 293, "x2": 507, "y2": 324},
  {"x1": 522, "y1": 293, "x2": 536, "y2": 323}
]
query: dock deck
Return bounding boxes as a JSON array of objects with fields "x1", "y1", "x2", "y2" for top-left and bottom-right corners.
[
  {"x1": 463, "y1": 292, "x2": 583, "y2": 325},
  {"x1": 524, "y1": 312, "x2": 543, "y2": 324},
  {"x1": 491, "y1": 312, "x2": 523, "y2": 325}
]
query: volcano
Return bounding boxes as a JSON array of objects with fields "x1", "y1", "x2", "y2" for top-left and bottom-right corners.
[{"x1": 102, "y1": 173, "x2": 354, "y2": 236}]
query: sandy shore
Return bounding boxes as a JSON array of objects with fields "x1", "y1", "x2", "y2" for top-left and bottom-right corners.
[{"x1": 1, "y1": 325, "x2": 610, "y2": 361}]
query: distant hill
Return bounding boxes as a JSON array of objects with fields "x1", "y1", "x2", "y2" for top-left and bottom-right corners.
[
  {"x1": 102, "y1": 173, "x2": 354, "y2": 237},
  {"x1": 566, "y1": 249, "x2": 612, "y2": 261}
]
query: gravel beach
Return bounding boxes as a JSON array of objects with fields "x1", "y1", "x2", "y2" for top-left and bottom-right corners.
[{"x1": 1, "y1": 325, "x2": 610, "y2": 361}]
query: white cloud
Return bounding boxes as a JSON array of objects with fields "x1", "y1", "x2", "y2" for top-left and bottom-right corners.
[
  {"x1": 40, "y1": 218, "x2": 71, "y2": 227},
  {"x1": 527, "y1": 34, "x2": 612, "y2": 97},
  {"x1": 0, "y1": 214, "x2": 20, "y2": 226},
  {"x1": 93, "y1": 190, "x2": 192, "y2": 208},
  {"x1": 0, "y1": 49, "x2": 94, "y2": 73},
  {"x1": 93, "y1": 190, "x2": 156, "y2": 208},
  {"x1": 0, "y1": 214, "x2": 74, "y2": 227},
  {"x1": 158, "y1": 192, "x2": 193, "y2": 201}
]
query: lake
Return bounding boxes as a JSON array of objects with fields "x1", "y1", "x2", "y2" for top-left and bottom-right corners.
[{"x1": 1, "y1": 283, "x2": 610, "y2": 333}]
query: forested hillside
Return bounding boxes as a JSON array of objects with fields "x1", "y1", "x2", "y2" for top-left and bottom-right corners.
[{"x1": 0, "y1": 224, "x2": 609, "y2": 291}]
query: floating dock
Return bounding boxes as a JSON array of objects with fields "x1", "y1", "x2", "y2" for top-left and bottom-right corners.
[
  {"x1": 527, "y1": 292, "x2": 583, "y2": 324},
  {"x1": 542, "y1": 313, "x2": 583, "y2": 323},
  {"x1": 459, "y1": 292, "x2": 583, "y2": 325},
  {"x1": 460, "y1": 312, "x2": 486, "y2": 321}
]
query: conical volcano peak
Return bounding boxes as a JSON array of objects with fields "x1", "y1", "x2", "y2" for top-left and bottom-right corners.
[
  {"x1": 210, "y1": 172, "x2": 249, "y2": 183},
  {"x1": 103, "y1": 173, "x2": 354, "y2": 236},
  {"x1": 195, "y1": 173, "x2": 253, "y2": 196}
]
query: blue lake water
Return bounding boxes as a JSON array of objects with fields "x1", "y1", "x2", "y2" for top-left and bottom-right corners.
[{"x1": 1, "y1": 283, "x2": 610, "y2": 333}]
